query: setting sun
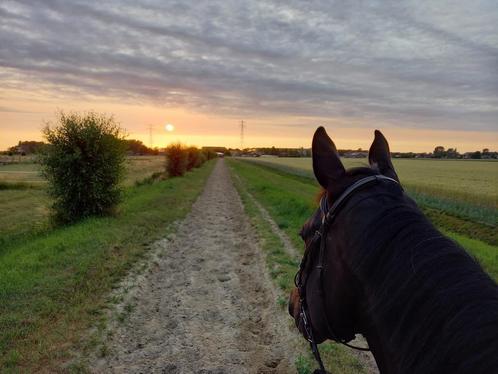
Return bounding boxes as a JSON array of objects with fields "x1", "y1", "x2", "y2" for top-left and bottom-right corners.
[{"x1": 165, "y1": 123, "x2": 175, "y2": 132}]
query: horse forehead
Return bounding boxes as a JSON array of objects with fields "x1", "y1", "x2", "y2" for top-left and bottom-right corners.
[{"x1": 302, "y1": 209, "x2": 322, "y2": 238}]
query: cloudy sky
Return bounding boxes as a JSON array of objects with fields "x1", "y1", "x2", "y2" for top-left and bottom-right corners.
[{"x1": 1, "y1": 0, "x2": 497, "y2": 151}]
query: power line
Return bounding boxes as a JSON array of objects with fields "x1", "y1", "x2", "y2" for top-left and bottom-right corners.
[
  {"x1": 240, "y1": 120, "x2": 245, "y2": 149},
  {"x1": 147, "y1": 124, "x2": 154, "y2": 148}
]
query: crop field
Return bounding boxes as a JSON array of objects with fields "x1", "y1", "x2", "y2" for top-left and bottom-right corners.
[
  {"x1": 246, "y1": 157, "x2": 498, "y2": 207},
  {"x1": 0, "y1": 156, "x2": 167, "y2": 245},
  {"x1": 228, "y1": 158, "x2": 497, "y2": 278},
  {"x1": 242, "y1": 157, "x2": 498, "y2": 227},
  {"x1": 0, "y1": 155, "x2": 165, "y2": 187},
  {"x1": 227, "y1": 157, "x2": 498, "y2": 373}
]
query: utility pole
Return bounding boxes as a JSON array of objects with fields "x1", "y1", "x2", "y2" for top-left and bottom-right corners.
[
  {"x1": 240, "y1": 120, "x2": 245, "y2": 149},
  {"x1": 147, "y1": 124, "x2": 153, "y2": 148}
]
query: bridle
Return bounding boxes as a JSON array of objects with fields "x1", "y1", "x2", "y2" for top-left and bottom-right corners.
[{"x1": 294, "y1": 174, "x2": 400, "y2": 373}]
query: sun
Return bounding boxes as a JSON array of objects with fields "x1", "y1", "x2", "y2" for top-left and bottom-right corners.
[{"x1": 165, "y1": 123, "x2": 175, "y2": 132}]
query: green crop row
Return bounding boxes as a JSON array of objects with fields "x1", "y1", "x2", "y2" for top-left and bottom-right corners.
[{"x1": 242, "y1": 158, "x2": 497, "y2": 228}]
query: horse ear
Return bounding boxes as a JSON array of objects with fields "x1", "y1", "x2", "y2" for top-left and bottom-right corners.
[
  {"x1": 368, "y1": 130, "x2": 399, "y2": 182},
  {"x1": 312, "y1": 126, "x2": 345, "y2": 189}
]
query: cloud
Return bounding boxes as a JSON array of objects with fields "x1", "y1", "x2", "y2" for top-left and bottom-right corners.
[{"x1": 0, "y1": 0, "x2": 497, "y2": 131}]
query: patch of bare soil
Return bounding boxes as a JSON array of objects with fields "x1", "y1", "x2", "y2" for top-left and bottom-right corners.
[{"x1": 90, "y1": 160, "x2": 297, "y2": 373}]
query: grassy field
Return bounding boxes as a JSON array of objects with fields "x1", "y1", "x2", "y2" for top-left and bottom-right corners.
[
  {"x1": 0, "y1": 161, "x2": 215, "y2": 372},
  {"x1": 0, "y1": 163, "x2": 43, "y2": 187},
  {"x1": 243, "y1": 157, "x2": 498, "y2": 227},
  {"x1": 227, "y1": 158, "x2": 498, "y2": 373},
  {"x1": 246, "y1": 157, "x2": 498, "y2": 205},
  {"x1": 0, "y1": 155, "x2": 165, "y2": 187},
  {"x1": 0, "y1": 156, "x2": 167, "y2": 244}
]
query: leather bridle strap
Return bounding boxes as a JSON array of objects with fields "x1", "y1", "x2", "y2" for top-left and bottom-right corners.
[
  {"x1": 321, "y1": 174, "x2": 400, "y2": 225},
  {"x1": 298, "y1": 174, "x2": 400, "y2": 373}
]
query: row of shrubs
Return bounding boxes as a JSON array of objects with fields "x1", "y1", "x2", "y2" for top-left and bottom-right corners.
[
  {"x1": 41, "y1": 111, "x2": 216, "y2": 225},
  {"x1": 165, "y1": 143, "x2": 217, "y2": 177}
]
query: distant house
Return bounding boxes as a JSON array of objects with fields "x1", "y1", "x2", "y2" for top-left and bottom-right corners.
[{"x1": 343, "y1": 151, "x2": 368, "y2": 158}]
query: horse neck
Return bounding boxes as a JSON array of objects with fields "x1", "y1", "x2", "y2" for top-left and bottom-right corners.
[
  {"x1": 356, "y1": 314, "x2": 394, "y2": 374},
  {"x1": 340, "y1": 206, "x2": 498, "y2": 374}
]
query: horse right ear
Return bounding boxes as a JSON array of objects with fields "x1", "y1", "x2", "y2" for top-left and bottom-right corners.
[
  {"x1": 368, "y1": 130, "x2": 400, "y2": 182},
  {"x1": 312, "y1": 127, "x2": 345, "y2": 189}
]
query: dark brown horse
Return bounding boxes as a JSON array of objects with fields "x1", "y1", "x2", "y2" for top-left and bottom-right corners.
[{"x1": 288, "y1": 127, "x2": 498, "y2": 374}]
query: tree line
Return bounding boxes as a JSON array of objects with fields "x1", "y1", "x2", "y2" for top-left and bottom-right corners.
[{"x1": 1, "y1": 138, "x2": 160, "y2": 156}]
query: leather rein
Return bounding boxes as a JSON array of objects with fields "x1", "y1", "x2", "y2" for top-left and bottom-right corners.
[{"x1": 294, "y1": 174, "x2": 400, "y2": 373}]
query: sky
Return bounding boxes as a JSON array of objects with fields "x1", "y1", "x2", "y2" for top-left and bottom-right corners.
[{"x1": 1, "y1": 0, "x2": 497, "y2": 152}]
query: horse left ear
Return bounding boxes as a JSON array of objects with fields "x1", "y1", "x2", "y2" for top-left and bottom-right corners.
[
  {"x1": 312, "y1": 126, "x2": 345, "y2": 189},
  {"x1": 368, "y1": 130, "x2": 400, "y2": 182}
]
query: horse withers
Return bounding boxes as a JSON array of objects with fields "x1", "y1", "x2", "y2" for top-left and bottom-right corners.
[{"x1": 288, "y1": 127, "x2": 498, "y2": 374}]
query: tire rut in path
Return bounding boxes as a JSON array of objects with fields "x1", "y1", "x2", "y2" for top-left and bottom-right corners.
[{"x1": 92, "y1": 159, "x2": 296, "y2": 374}]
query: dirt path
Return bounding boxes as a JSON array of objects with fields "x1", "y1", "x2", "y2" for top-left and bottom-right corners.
[{"x1": 91, "y1": 159, "x2": 296, "y2": 373}]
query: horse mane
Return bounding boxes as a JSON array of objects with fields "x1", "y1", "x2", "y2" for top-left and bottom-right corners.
[
  {"x1": 342, "y1": 189, "x2": 498, "y2": 372},
  {"x1": 315, "y1": 166, "x2": 376, "y2": 204}
]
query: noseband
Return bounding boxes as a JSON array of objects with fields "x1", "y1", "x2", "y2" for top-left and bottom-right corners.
[{"x1": 294, "y1": 174, "x2": 399, "y2": 373}]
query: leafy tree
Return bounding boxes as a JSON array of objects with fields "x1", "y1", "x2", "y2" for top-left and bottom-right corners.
[
  {"x1": 165, "y1": 143, "x2": 188, "y2": 176},
  {"x1": 8, "y1": 141, "x2": 46, "y2": 155},
  {"x1": 123, "y1": 139, "x2": 158, "y2": 155},
  {"x1": 433, "y1": 146, "x2": 446, "y2": 158},
  {"x1": 446, "y1": 148, "x2": 458, "y2": 158},
  {"x1": 470, "y1": 151, "x2": 482, "y2": 159},
  {"x1": 40, "y1": 112, "x2": 126, "y2": 224},
  {"x1": 186, "y1": 146, "x2": 205, "y2": 170}
]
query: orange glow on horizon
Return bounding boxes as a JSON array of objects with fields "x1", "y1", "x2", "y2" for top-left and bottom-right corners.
[{"x1": 1, "y1": 88, "x2": 497, "y2": 153}]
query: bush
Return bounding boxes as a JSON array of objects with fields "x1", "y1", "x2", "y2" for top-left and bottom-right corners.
[
  {"x1": 197, "y1": 151, "x2": 207, "y2": 167},
  {"x1": 165, "y1": 143, "x2": 188, "y2": 177},
  {"x1": 186, "y1": 147, "x2": 204, "y2": 170},
  {"x1": 40, "y1": 112, "x2": 126, "y2": 224},
  {"x1": 203, "y1": 150, "x2": 217, "y2": 160}
]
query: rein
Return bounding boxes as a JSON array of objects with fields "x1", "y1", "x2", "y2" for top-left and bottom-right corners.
[{"x1": 295, "y1": 174, "x2": 400, "y2": 373}]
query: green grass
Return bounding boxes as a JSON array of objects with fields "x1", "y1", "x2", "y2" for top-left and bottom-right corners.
[
  {"x1": 246, "y1": 157, "x2": 498, "y2": 206},
  {"x1": 243, "y1": 157, "x2": 498, "y2": 227},
  {"x1": 0, "y1": 189, "x2": 50, "y2": 245},
  {"x1": 444, "y1": 231, "x2": 498, "y2": 281},
  {"x1": 0, "y1": 163, "x2": 43, "y2": 186},
  {"x1": 0, "y1": 156, "x2": 168, "y2": 245},
  {"x1": 0, "y1": 155, "x2": 166, "y2": 187},
  {"x1": 229, "y1": 160, "x2": 368, "y2": 374},
  {"x1": 229, "y1": 157, "x2": 497, "y2": 280},
  {"x1": 123, "y1": 155, "x2": 166, "y2": 187},
  {"x1": 0, "y1": 161, "x2": 215, "y2": 372},
  {"x1": 228, "y1": 157, "x2": 498, "y2": 372}
]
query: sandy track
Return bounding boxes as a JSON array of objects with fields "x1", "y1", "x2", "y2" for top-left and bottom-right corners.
[{"x1": 91, "y1": 159, "x2": 296, "y2": 373}]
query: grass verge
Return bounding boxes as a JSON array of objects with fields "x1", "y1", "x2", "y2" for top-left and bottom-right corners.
[
  {"x1": 228, "y1": 160, "x2": 369, "y2": 374},
  {"x1": 0, "y1": 160, "x2": 215, "y2": 372},
  {"x1": 243, "y1": 159, "x2": 497, "y2": 228},
  {"x1": 230, "y1": 159, "x2": 497, "y2": 281}
]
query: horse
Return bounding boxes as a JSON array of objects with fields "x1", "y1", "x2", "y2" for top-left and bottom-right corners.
[{"x1": 288, "y1": 127, "x2": 498, "y2": 374}]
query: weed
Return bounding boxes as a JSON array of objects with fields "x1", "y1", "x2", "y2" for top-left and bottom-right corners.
[{"x1": 295, "y1": 355, "x2": 313, "y2": 374}]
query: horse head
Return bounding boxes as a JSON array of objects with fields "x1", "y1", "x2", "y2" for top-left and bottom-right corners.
[
  {"x1": 288, "y1": 126, "x2": 405, "y2": 371},
  {"x1": 289, "y1": 127, "x2": 498, "y2": 374}
]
